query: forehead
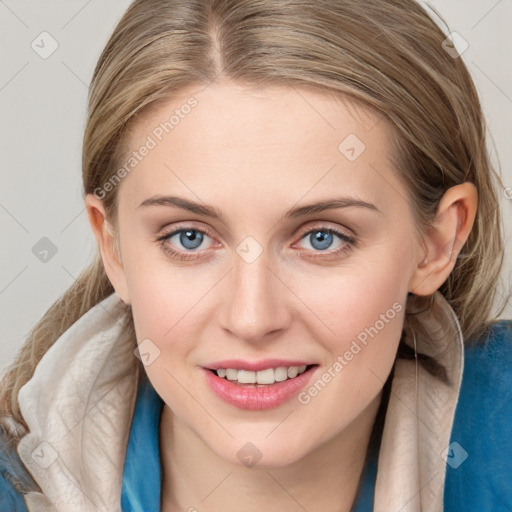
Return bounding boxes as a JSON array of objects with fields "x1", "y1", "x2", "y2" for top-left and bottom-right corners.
[
  {"x1": 129, "y1": 81, "x2": 384, "y2": 144},
  {"x1": 117, "y1": 81, "x2": 405, "y2": 217}
]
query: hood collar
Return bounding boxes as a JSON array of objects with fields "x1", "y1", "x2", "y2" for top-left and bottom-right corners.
[
  {"x1": 16, "y1": 292, "x2": 141, "y2": 511},
  {"x1": 374, "y1": 291, "x2": 464, "y2": 512}
]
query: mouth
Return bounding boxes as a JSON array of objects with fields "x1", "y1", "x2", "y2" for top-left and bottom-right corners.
[{"x1": 203, "y1": 363, "x2": 320, "y2": 410}]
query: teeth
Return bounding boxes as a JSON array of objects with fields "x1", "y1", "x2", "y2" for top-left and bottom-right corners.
[
  {"x1": 226, "y1": 368, "x2": 238, "y2": 381},
  {"x1": 287, "y1": 366, "x2": 299, "y2": 378},
  {"x1": 215, "y1": 365, "x2": 310, "y2": 385}
]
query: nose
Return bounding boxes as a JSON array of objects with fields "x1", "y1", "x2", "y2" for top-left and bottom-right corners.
[{"x1": 218, "y1": 251, "x2": 291, "y2": 344}]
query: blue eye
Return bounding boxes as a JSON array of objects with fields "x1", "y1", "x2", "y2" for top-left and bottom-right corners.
[
  {"x1": 156, "y1": 225, "x2": 355, "y2": 261},
  {"x1": 297, "y1": 227, "x2": 355, "y2": 256},
  {"x1": 306, "y1": 230, "x2": 336, "y2": 251},
  {"x1": 170, "y1": 229, "x2": 206, "y2": 250},
  {"x1": 156, "y1": 227, "x2": 212, "y2": 258}
]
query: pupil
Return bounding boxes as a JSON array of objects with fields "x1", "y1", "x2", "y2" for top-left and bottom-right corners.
[
  {"x1": 312, "y1": 231, "x2": 332, "y2": 250},
  {"x1": 181, "y1": 230, "x2": 203, "y2": 249}
]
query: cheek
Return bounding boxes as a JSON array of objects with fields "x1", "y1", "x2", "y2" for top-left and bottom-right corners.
[
  {"x1": 123, "y1": 252, "x2": 214, "y2": 375},
  {"x1": 296, "y1": 282, "x2": 404, "y2": 435},
  {"x1": 121, "y1": 240, "x2": 193, "y2": 332},
  {"x1": 294, "y1": 246, "x2": 408, "y2": 340},
  {"x1": 292, "y1": 251, "x2": 407, "y2": 400}
]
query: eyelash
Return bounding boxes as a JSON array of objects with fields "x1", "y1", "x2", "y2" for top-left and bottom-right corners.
[{"x1": 155, "y1": 223, "x2": 356, "y2": 261}]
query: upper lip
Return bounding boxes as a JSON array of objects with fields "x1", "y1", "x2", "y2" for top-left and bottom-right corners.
[{"x1": 203, "y1": 358, "x2": 318, "y2": 372}]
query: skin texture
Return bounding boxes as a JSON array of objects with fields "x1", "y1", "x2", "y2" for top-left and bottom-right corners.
[{"x1": 86, "y1": 81, "x2": 477, "y2": 511}]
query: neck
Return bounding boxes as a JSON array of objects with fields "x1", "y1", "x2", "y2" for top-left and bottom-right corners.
[{"x1": 159, "y1": 392, "x2": 382, "y2": 512}]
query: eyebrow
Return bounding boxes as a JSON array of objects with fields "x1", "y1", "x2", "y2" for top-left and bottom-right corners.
[{"x1": 137, "y1": 195, "x2": 382, "y2": 218}]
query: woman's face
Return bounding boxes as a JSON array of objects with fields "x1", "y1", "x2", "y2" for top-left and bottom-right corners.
[{"x1": 100, "y1": 81, "x2": 425, "y2": 466}]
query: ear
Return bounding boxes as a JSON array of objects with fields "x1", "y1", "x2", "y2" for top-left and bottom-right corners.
[
  {"x1": 84, "y1": 193, "x2": 131, "y2": 305},
  {"x1": 408, "y1": 182, "x2": 478, "y2": 296}
]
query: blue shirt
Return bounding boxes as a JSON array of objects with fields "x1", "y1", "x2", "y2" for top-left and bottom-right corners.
[{"x1": 444, "y1": 319, "x2": 512, "y2": 510}]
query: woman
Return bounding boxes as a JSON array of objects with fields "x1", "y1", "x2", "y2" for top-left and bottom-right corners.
[{"x1": 1, "y1": 0, "x2": 511, "y2": 511}]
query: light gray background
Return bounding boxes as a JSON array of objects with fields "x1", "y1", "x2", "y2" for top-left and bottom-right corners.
[{"x1": 1, "y1": 0, "x2": 511, "y2": 375}]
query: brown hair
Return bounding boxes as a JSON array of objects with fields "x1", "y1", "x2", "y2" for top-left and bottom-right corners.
[{"x1": 1, "y1": 0, "x2": 509, "y2": 460}]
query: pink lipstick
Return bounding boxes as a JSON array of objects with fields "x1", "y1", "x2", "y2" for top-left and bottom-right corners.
[{"x1": 201, "y1": 362, "x2": 319, "y2": 410}]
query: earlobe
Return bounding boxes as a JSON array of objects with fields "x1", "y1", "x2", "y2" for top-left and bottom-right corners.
[
  {"x1": 408, "y1": 182, "x2": 478, "y2": 296},
  {"x1": 84, "y1": 193, "x2": 131, "y2": 305}
]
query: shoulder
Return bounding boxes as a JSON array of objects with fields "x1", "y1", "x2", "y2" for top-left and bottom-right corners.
[
  {"x1": 0, "y1": 424, "x2": 32, "y2": 512},
  {"x1": 464, "y1": 318, "x2": 512, "y2": 366},
  {"x1": 458, "y1": 319, "x2": 512, "y2": 415},
  {"x1": 444, "y1": 319, "x2": 512, "y2": 510},
  {"x1": 0, "y1": 472, "x2": 28, "y2": 512}
]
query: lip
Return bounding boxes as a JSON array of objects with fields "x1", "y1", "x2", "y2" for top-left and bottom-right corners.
[
  {"x1": 202, "y1": 364, "x2": 319, "y2": 411},
  {"x1": 203, "y1": 358, "x2": 317, "y2": 372}
]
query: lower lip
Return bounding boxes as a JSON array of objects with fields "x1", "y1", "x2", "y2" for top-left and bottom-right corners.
[{"x1": 202, "y1": 366, "x2": 318, "y2": 411}]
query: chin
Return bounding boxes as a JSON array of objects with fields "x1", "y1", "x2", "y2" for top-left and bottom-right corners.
[{"x1": 213, "y1": 434, "x2": 314, "y2": 469}]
